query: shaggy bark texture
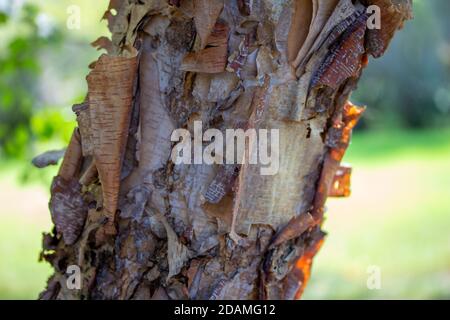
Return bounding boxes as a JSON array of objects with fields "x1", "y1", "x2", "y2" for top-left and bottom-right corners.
[{"x1": 38, "y1": 0, "x2": 412, "y2": 300}]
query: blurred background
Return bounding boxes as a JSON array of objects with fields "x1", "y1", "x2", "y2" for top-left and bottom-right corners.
[{"x1": 0, "y1": 0, "x2": 448, "y2": 299}]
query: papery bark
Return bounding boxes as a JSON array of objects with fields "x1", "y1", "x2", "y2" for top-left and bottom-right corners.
[{"x1": 40, "y1": 0, "x2": 412, "y2": 300}]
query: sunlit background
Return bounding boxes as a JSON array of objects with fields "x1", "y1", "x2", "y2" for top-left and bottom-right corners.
[{"x1": 0, "y1": 0, "x2": 449, "y2": 299}]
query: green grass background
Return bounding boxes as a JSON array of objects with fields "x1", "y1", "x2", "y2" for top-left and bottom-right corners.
[
  {"x1": 304, "y1": 129, "x2": 450, "y2": 299},
  {"x1": 0, "y1": 129, "x2": 449, "y2": 299}
]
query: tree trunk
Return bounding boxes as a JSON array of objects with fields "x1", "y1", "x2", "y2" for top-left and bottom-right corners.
[{"x1": 38, "y1": 0, "x2": 412, "y2": 300}]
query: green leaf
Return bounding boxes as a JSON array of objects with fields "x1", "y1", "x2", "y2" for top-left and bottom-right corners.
[{"x1": 0, "y1": 11, "x2": 8, "y2": 25}]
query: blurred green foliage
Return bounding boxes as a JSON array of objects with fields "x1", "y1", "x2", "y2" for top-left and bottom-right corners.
[
  {"x1": 0, "y1": 4, "x2": 68, "y2": 160},
  {"x1": 0, "y1": 1, "x2": 107, "y2": 168},
  {"x1": 354, "y1": 0, "x2": 450, "y2": 129}
]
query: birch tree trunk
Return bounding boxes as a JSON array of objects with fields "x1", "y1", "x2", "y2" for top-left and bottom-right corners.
[{"x1": 38, "y1": 0, "x2": 412, "y2": 300}]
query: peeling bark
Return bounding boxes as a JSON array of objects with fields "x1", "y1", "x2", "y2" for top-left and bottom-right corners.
[{"x1": 39, "y1": 0, "x2": 412, "y2": 300}]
